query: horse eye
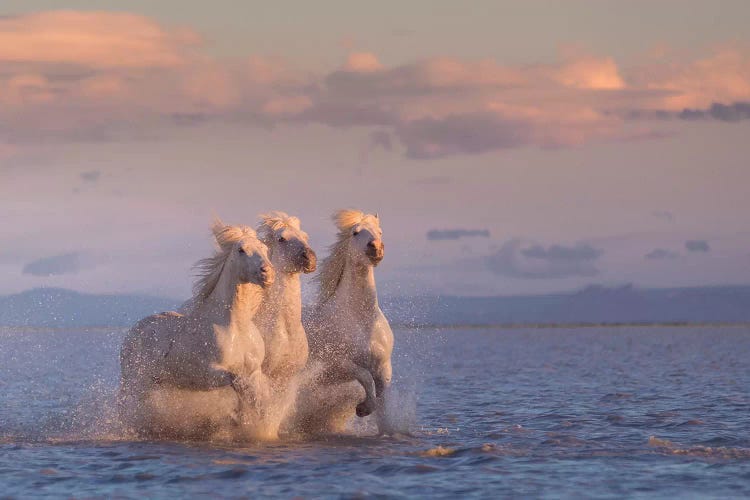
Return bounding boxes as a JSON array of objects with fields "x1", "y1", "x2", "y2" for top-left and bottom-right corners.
[
  {"x1": 278, "y1": 237, "x2": 286, "y2": 243},
  {"x1": 353, "y1": 230, "x2": 360, "y2": 236},
  {"x1": 238, "y1": 247, "x2": 246, "y2": 254}
]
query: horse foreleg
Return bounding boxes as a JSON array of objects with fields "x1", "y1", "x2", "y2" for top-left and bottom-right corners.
[
  {"x1": 320, "y1": 360, "x2": 377, "y2": 418},
  {"x1": 230, "y1": 370, "x2": 278, "y2": 440},
  {"x1": 369, "y1": 361, "x2": 393, "y2": 433},
  {"x1": 201, "y1": 366, "x2": 236, "y2": 389}
]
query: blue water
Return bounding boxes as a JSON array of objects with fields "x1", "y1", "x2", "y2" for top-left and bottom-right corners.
[{"x1": 1, "y1": 326, "x2": 749, "y2": 498}]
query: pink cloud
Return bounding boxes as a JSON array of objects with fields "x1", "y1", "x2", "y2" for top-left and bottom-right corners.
[
  {"x1": 0, "y1": 11, "x2": 199, "y2": 68},
  {"x1": 641, "y1": 46, "x2": 750, "y2": 110},
  {"x1": 0, "y1": 11, "x2": 308, "y2": 142},
  {"x1": 1, "y1": 10, "x2": 749, "y2": 158}
]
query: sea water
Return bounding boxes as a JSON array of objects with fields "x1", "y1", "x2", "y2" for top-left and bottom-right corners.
[{"x1": 1, "y1": 325, "x2": 749, "y2": 498}]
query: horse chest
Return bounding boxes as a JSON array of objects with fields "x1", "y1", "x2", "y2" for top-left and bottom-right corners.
[
  {"x1": 213, "y1": 325, "x2": 264, "y2": 372},
  {"x1": 263, "y1": 321, "x2": 290, "y2": 362},
  {"x1": 264, "y1": 318, "x2": 308, "y2": 376}
]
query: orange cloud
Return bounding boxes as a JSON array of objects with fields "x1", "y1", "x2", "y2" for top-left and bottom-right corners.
[
  {"x1": 0, "y1": 11, "x2": 198, "y2": 68},
  {"x1": 642, "y1": 46, "x2": 750, "y2": 110},
  {"x1": 343, "y1": 52, "x2": 383, "y2": 72},
  {"x1": 556, "y1": 56, "x2": 625, "y2": 90}
]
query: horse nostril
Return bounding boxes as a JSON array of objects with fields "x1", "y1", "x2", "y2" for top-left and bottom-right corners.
[
  {"x1": 260, "y1": 265, "x2": 271, "y2": 274},
  {"x1": 367, "y1": 241, "x2": 376, "y2": 249}
]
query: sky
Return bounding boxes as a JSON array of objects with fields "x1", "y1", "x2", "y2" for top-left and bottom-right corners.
[{"x1": 1, "y1": 1, "x2": 749, "y2": 299}]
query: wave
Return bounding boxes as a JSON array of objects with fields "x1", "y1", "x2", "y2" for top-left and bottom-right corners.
[{"x1": 649, "y1": 436, "x2": 750, "y2": 459}]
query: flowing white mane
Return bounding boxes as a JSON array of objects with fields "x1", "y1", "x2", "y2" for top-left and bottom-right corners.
[
  {"x1": 193, "y1": 218, "x2": 257, "y2": 301},
  {"x1": 256, "y1": 211, "x2": 306, "y2": 255},
  {"x1": 315, "y1": 209, "x2": 380, "y2": 303}
]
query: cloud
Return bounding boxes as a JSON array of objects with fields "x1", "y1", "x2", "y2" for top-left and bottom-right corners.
[
  {"x1": 486, "y1": 240, "x2": 602, "y2": 279},
  {"x1": 80, "y1": 170, "x2": 101, "y2": 183},
  {"x1": 2, "y1": 11, "x2": 750, "y2": 159},
  {"x1": 685, "y1": 240, "x2": 710, "y2": 252},
  {"x1": 635, "y1": 46, "x2": 750, "y2": 111},
  {"x1": 678, "y1": 101, "x2": 750, "y2": 122},
  {"x1": 396, "y1": 113, "x2": 533, "y2": 159},
  {"x1": 0, "y1": 12, "x2": 309, "y2": 144},
  {"x1": 426, "y1": 229, "x2": 490, "y2": 241},
  {"x1": 645, "y1": 248, "x2": 680, "y2": 260},
  {"x1": 521, "y1": 244, "x2": 602, "y2": 261},
  {"x1": 343, "y1": 52, "x2": 383, "y2": 73},
  {"x1": 369, "y1": 130, "x2": 393, "y2": 151},
  {"x1": 651, "y1": 210, "x2": 675, "y2": 222},
  {"x1": 555, "y1": 55, "x2": 625, "y2": 90},
  {"x1": 0, "y1": 11, "x2": 199, "y2": 69},
  {"x1": 22, "y1": 252, "x2": 90, "y2": 276},
  {"x1": 408, "y1": 175, "x2": 452, "y2": 186}
]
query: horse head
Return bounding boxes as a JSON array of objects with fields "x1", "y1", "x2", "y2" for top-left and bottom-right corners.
[
  {"x1": 257, "y1": 211, "x2": 317, "y2": 274},
  {"x1": 212, "y1": 219, "x2": 275, "y2": 288},
  {"x1": 335, "y1": 209, "x2": 384, "y2": 267}
]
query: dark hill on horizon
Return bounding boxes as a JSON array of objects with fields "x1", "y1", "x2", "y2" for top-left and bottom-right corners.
[
  {"x1": 383, "y1": 284, "x2": 750, "y2": 326},
  {"x1": 2, "y1": 284, "x2": 750, "y2": 328}
]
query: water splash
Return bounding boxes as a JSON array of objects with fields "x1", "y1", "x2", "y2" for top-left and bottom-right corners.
[{"x1": 1, "y1": 319, "x2": 429, "y2": 444}]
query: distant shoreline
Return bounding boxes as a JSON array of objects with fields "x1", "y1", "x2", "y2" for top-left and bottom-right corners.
[
  {"x1": 5, "y1": 286, "x2": 750, "y2": 329},
  {"x1": 3, "y1": 322, "x2": 750, "y2": 333},
  {"x1": 401, "y1": 321, "x2": 750, "y2": 330},
  {"x1": 397, "y1": 321, "x2": 750, "y2": 330}
]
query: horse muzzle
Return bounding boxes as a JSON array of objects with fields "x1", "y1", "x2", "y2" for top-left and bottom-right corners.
[
  {"x1": 301, "y1": 249, "x2": 317, "y2": 273},
  {"x1": 258, "y1": 265, "x2": 275, "y2": 288},
  {"x1": 366, "y1": 243, "x2": 384, "y2": 265}
]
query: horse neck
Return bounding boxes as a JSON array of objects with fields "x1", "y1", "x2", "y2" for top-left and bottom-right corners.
[
  {"x1": 258, "y1": 270, "x2": 301, "y2": 325},
  {"x1": 199, "y1": 267, "x2": 260, "y2": 329},
  {"x1": 334, "y1": 258, "x2": 378, "y2": 316}
]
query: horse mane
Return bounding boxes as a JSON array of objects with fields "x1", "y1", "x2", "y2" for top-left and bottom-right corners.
[
  {"x1": 315, "y1": 209, "x2": 379, "y2": 303},
  {"x1": 256, "y1": 211, "x2": 304, "y2": 256},
  {"x1": 193, "y1": 218, "x2": 257, "y2": 301}
]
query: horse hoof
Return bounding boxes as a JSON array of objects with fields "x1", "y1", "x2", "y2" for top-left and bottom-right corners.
[{"x1": 356, "y1": 402, "x2": 372, "y2": 417}]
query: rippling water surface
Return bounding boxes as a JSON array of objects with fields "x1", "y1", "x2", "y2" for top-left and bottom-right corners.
[{"x1": 1, "y1": 325, "x2": 749, "y2": 498}]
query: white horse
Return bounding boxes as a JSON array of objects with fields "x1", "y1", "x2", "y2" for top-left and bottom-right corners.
[
  {"x1": 254, "y1": 211, "x2": 316, "y2": 388},
  {"x1": 298, "y1": 209, "x2": 394, "y2": 434},
  {"x1": 118, "y1": 220, "x2": 277, "y2": 441}
]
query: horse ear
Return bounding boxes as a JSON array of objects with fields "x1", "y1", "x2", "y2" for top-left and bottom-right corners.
[
  {"x1": 375, "y1": 212, "x2": 379, "y2": 219},
  {"x1": 211, "y1": 217, "x2": 226, "y2": 239}
]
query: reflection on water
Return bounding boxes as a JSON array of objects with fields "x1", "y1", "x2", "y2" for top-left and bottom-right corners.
[{"x1": 1, "y1": 326, "x2": 749, "y2": 497}]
